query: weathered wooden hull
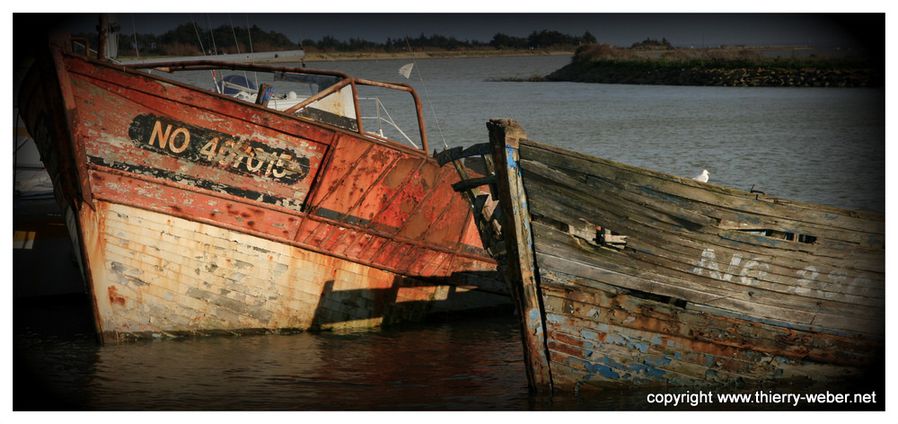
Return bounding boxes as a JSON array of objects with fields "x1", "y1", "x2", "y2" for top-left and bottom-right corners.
[
  {"x1": 472, "y1": 119, "x2": 883, "y2": 391},
  {"x1": 18, "y1": 43, "x2": 505, "y2": 343},
  {"x1": 81, "y1": 201, "x2": 506, "y2": 342}
]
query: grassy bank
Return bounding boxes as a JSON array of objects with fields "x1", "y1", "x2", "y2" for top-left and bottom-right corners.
[
  {"x1": 303, "y1": 48, "x2": 572, "y2": 62},
  {"x1": 116, "y1": 48, "x2": 573, "y2": 64},
  {"x1": 511, "y1": 44, "x2": 882, "y2": 87}
]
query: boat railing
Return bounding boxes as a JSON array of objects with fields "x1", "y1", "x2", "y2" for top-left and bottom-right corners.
[
  {"x1": 359, "y1": 97, "x2": 419, "y2": 149},
  {"x1": 123, "y1": 60, "x2": 430, "y2": 154},
  {"x1": 222, "y1": 80, "x2": 258, "y2": 95}
]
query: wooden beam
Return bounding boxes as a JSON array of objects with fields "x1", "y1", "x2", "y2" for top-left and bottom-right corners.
[{"x1": 488, "y1": 118, "x2": 553, "y2": 392}]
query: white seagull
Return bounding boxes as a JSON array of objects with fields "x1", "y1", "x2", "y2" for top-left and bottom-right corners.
[{"x1": 692, "y1": 169, "x2": 710, "y2": 183}]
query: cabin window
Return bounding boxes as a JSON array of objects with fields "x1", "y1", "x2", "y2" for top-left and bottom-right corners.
[
  {"x1": 219, "y1": 74, "x2": 257, "y2": 96},
  {"x1": 356, "y1": 85, "x2": 424, "y2": 150},
  {"x1": 183, "y1": 70, "x2": 359, "y2": 132},
  {"x1": 294, "y1": 84, "x2": 359, "y2": 132},
  {"x1": 145, "y1": 64, "x2": 429, "y2": 152}
]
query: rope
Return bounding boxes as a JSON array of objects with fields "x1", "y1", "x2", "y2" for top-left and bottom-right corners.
[
  {"x1": 191, "y1": 16, "x2": 206, "y2": 55},
  {"x1": 228, "y1": 14, "x2": 251, "y2": 87},
  {"x1": 131, "y1": 14, "x2": 140, "y2": 58},
  {"x1": 245, "y1": 14, "x2": 259, "y2": 88},
  {"x1": 405, "y1": 37, "x2": 449, "y2": 150},
  {"x1": 192, "y1": 16, "x2": 220, "y2": 93},
  {"x1": 228, "y1": 15, "x2": 241, "y2": 54},
  {"x1": 205, "y1": 14, "x2": 218, "y2": 55}
]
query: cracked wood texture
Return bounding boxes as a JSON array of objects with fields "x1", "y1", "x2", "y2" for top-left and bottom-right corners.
[
  {"x1": 488, "y1": 119, "x2": 883, "y2": 391},
  {"x1": 19, "y1": 46, "x2": 504, "y2": 343}
]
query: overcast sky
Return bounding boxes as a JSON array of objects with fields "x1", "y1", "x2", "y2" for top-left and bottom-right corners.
[{"x1": 36, "y1": 13, "x2": 881, "y2": 49}]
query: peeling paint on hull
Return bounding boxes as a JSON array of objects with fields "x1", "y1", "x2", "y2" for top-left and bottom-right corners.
[
  {"x1": 461, "y1": 119, "x2": 883, "y2": 392},
  {"x1": 19, "y1": 43, "x2": 505, "y2": 343},
  {"x1": 83, "y1": 201, "x2": 500, "y2": 342}
]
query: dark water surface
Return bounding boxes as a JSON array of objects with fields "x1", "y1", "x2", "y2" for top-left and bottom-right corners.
[
  {"x1": 15, "y1": 296, "x2": 534, "y2": 410},
  {"x1": 14, "y1": 55, "x2": 885, "y2": 411},
  {"x1": 13, "y1": 295, "x2": 882, "y2": 411}
]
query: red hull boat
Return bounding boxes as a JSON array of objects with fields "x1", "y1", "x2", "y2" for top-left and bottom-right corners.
[{"x1": 18, "y1": 37, "x2": 504, "y2": 343}]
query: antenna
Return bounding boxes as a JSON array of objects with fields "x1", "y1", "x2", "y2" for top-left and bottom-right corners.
[
  {"x1": 205, "y1": 14, "x2": 218, "y2": 55},
  {"x1": 131, "y1": 14, "x2": 140, "y2": 58},
  {"x1": 191, "y1": 15, "x2": 220, "y2": 93},
  {"x1": 245, "y1": 14, "x2": 259, "y2": 88},
  {"x1": 404, "y1": 36, "x2": 449, "y2": 150},
  {"x1": 228, "y1": 14, "x2": 251, "y2": 86}
]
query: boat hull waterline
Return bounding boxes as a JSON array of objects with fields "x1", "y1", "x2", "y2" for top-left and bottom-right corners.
[
  {"x1": 448, "y1": 119, "x2": 883, "y2": 391},
  {"x1": 19, "y1": 42, "x2": 504, "y2": 343}
]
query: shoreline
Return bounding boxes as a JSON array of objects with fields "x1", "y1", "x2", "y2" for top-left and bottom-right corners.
[
  {"x1": 542, "y1": 59, "x2": 879, "y2": 88},
  {"x1": 304, "y1": 49, "x2": 573, "y2": 62},
  {"x1": 115, "y1": 49, "x2": 574, "y2": 64},
  {"x1": 525, "y1": 46, "x2": 882, "y2": 88}
]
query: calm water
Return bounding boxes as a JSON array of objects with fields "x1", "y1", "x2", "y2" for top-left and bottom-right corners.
[
  {"x1": 14, "y1": 55, "x2": 885, "y2": 410},
  {"x1": 15, "y1": 298, "x2": 532, "y2": 410},
  {"x1": 306, "y1": 55, "x2": 884, "y2": 212}
]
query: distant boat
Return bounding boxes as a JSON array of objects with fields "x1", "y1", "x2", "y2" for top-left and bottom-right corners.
[
  {"x1": 86, "y1": 15, "x2": 309, "y2": 110},
  {"x1": 441, "y1": 119, "x2": 883, "y2": 392},
  {"x1": 18, "y1": 33, "x2": 505, "y2": 343}
]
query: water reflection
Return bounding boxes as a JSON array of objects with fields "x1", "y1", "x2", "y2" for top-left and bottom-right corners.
[
  {"x1": 15, "y1": 295, "x2": 532, "y2": 410},
  {"x1": 14, "y1": 294, "x2": 884, "y2": 411}
]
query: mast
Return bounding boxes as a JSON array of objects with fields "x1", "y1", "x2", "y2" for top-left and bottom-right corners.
[{"x1": 97, "y1": 15, "x2": 108, "y2": 61}]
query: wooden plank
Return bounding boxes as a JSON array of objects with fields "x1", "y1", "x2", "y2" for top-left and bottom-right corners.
[
  {"x1": 521, "y1": 157, "x2": 884, "y2": 265},
  {"x1": 544, "y1": 309, "x2": 868, "y2": 381},
  {"x1": 540, "y1": 285, "x2": 876, "y2": 367},
  {"x1": 521, "y1": 165, "x2": 885, "y2": 298},
  {"x1": 83, "y1": 201, "x2": 508, "y2": 341},
  {"x1": 483, "y1": 120, "x2": 883, "y2": 390},
  {"x1": 532, "y1": 219, "x2": 883, "y2": 323},
  {"x1": 543, "y1": 313, "x2": 863, "y2": 389},
  {"x1": 522, "y1": 148, "x2": 882, "y2": 255},
  {"x1": 534, "y1": 249, "x2": 882, "y2": 336},
  {"x1": 488, "y1": 119, "x2": 553, "y2": 391},
  {"x1": 519, "y1": 140, "x2": 883, "y2": 234}
]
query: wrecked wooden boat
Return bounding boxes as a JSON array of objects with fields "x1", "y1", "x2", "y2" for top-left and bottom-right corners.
[
  {"x1": 440, "y1": 119, "x2": 884, "y2": 391},
  {"x1": 17, "y1": 34, "x2": 506, "y2": 343}
]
